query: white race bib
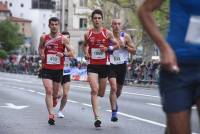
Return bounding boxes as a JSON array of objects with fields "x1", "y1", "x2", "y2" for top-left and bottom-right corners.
[
  {"x1": 47, "y1": 54, "x2": 60, "y2": 64},
  {"x1": 110, "y1": 52, "x2": 125, "y2": 64},
  {"x1": 185, "y1": 16, "x2": 200, "y2": 44},
  {"x1": 91, "y1": 48, "x2": 106, "y2": 59}
]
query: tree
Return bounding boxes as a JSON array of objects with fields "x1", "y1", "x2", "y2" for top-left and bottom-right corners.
[
  {"x1": 0, "y1": 49, "x2": 7, "y2": 59},
  {"x1": 0, "y1": 20, "x2": 23, "y2": 53}
]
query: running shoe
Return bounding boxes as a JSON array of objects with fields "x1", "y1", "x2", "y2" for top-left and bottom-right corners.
[
  {"x1": 53, "y1": 98, "x2": 58, "y2": 107},
  {"x1": 57, "y1": 111, "x2": 64, "y2": 118},
  {"x1": 48, "y1": 114, "x2": 56, "y2": 125},
  {"x1": 111, "y1": 111, "x2": 118, "y2": 122},
  {"x1": 94, "y1": 116, "x2": 101, "y2": 128}
]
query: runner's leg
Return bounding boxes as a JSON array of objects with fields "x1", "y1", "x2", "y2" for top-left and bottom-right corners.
[
  {"x1": 88, "y1": 73, "x2": 99, "y2": 118},
  {"x1": 59, "y1": 82, "x2": 70, "y2": 111},
  {"x1": 166, "y1": 110, "x2": 191, "y2": 134},
  {"x1": 98, "y1": 77, "x2": 107, "y2": 97},
  {"x1": 42, "y1": 79, "x2": 54, "y2": 115}
]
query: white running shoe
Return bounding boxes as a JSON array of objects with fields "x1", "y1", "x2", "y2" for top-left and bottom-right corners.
[{"x1": 57, "y1": 111, "x2": 64, "y2": 118}]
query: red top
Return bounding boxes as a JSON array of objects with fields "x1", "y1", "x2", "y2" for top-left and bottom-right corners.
[
  {"x1": 87, "y1": 28, "x2": 110, "y2": 65},
  {"x1": 42, "y1": 33, "x2": 65, "y2": 70}
]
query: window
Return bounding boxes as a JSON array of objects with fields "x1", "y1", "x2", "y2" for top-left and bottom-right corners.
[
  {"x1": 9, "y1": 2, "x2": 12, "y2": 7},
  {"x1": 20, "y1": 13, "x2": 23, "y2": 17},
  {"x1": 79, "y1": 18, "x2": 87, "y2": 29},
  {"x1": 79, "y1": 0, "x2": 88, "y2": 7},
  {"x1": 21, "y1": 3, "x2": 24, "y2": 7},
  {"x1": 43, "y1": 23, "x2": 46, "y2": 28},
  {"x1": 78, "y1": 41, "x2": 84, "y2": 57},
  {"x1": 22, "y1": 28, "x2": 25, "y2": 34},
  {"x1": 43, "y1": 14, "x2": 46, "y2": 18}
]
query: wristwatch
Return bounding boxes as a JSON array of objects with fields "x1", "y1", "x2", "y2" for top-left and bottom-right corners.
[
  {"x1": 63, "y1": 52, "x2": 67, "y2": 57},
  {"x1": 124, "y1": 45, "x2": 127, "y2": 49}
]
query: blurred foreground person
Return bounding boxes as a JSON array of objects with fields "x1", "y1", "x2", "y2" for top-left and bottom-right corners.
[{"x1": 138, "y1": 0, "x2": 200, "y2": 134}]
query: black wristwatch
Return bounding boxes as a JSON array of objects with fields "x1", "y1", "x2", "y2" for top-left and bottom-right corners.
[
  {"x1": 63, "y1": 52, "x2": 67, "y2": 57},
  {"x1": 124, "y1": 45, "x2": 127, "y2": 49}
]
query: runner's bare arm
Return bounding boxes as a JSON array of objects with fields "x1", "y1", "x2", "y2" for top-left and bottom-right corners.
[
  {"x1": 125, "y1": 33, "x2": 136, "y2": 54},
  {"x1": 38, "y1": 36, "x2": 45, "y2": 61},
  {"x1": 138, "y1": 0, "x2": 179, "y2": 72},
  {"x1": 64, "y1": 44, "x2": 75, "y2": 58},
  {"x1": 83, "y1": 32, "x2": 90, "y2": 60},
  {"x1": 56, "y1": 36, "x2": 71, "y2": 57},
  {"x1": 107, "y1": 30, "x2": 120, "y2": 50}
]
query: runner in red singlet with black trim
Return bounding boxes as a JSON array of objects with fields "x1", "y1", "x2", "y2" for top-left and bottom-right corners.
[
  {"x1": 38, "y1": 17, "x2": 70, "y2": 125},
  {"x1": 83, "y1": 9, "x2": 119, "y2": 128}
]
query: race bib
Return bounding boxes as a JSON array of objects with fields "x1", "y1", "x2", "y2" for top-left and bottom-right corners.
[
  {"x1": 64, "y1": 57, "x2": 70, "y2": 67},
  {"x1": 47, "y1": 54, "x2": 60, "y2": 64},
  {"x1": 91, "y1": 48, "x2": 105, "y2": 59},
  {"x1": 185, "y1": 16, "x2": 200, "y2": 44},
  {"x1": 110, "y1": 53, "x2": 125, "y2": 64}
]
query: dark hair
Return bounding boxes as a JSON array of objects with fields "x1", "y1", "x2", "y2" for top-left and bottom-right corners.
[
  {"x1": 91, "y1": 9, "x2": 103, "y2": 20},
  {"x1": 61, "y1": 31, "x2": 70, "y2": 38},
  {"x1": 48, "y1": 17, "x2": 59, "y2": 25}
]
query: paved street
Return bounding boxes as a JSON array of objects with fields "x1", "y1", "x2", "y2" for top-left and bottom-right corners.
[{"x1": 0, "y1": 72, "x2": 199, "y2": 134}]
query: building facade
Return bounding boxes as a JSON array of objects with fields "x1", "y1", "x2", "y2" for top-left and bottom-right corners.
[
  {"x1": 9, "y1": 16, "x2": 32, "y2": 55},
  {"x1": 0, "y1": 1, "x2": 11, "y2": 21},
  {"x1": 0, "y1": 0, "x2": 60, "y2": 54},
  {"x1": 57, "y1": 0, "x2": 91, "y2": 58}
]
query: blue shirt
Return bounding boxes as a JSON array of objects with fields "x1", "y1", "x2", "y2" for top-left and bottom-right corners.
[{"x1": 167, "y1": 0, "x2": 200, "y2": 63}]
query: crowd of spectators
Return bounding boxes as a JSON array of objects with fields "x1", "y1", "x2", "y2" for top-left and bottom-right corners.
[{"x1": 0, "y1": 55, "x2": 160, "y2": 84}]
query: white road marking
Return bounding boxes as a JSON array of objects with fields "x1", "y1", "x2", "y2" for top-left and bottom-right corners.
[
  {"x1": 68, "y1": 100, "x2": 79, "y2": 103},
  {"x1": 37, "y1": 92, "x2": 45, "y2": 96},
  {"x1": 106, "y1": 110, "x2": 200, "y2": 134},
  {"x1": 0, "y1": 78, "x2": 33, "y2": 84},
  {"x1": 107, "y1": 110, "x2": 166, "y2": 127},
  {"x1": 18, "y1": 87, "x2": 25, "y2": 90},
  {"x1": 0, "y1": 103, "x2": 29, "y2": 110},
  {"x1": 122, "y1": 92, "x2": 160, "y2": 98},
  {"x1": 71, "y1": 85, "x2": 160, "y2": 99},
  {"x1": 28, "y1": 90, "x2": 35, "y2": 93},
  {"x1": 147, "y1": 103, "x2": 197, "y2": 110},
  {"x1": 82, "y1": 103, "x2": 92, "y2": 107}
]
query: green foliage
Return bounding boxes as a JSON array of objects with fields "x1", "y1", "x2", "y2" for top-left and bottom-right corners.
[
  {"x1": 0, "y1": 20, "x2": 24, "y2": 52},
  {"x1": 154, "y1": 0, "x2": 169, "y2": 36},
  {"x1": 0, "y1": 49, "x2": 8, "y2": 59}
]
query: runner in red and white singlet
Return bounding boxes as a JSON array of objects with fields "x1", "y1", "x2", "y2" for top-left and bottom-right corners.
[
  {"x1": 38, "y1": 17, "x2": 70, "y2": 125},
  {"x1": 87, "y1": 28, "x2": 109, "y2": 65},
  {"x1": 83, "y1": 9, "x2": 119, "y2": 128},
  {"x1": 42, "y1": 33, "x2": 65, "y2": 70}
]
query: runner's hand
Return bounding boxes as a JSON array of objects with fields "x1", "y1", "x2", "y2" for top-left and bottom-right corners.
[
  {"x1": 160, "y1": 44, "x2": 180, "y2": 73},
  {"x1": 99, "y1": 46, "x2": 107, "y2": 52},
  {"x1": 85, "y1": 53, "x2": 90, "y2": 60},
  {"x1": 56, "y1": 52, "x2": 64, "y2": 57},
  {"x1": 40, "y1": 54, "x2": 45, "y2": 61}
]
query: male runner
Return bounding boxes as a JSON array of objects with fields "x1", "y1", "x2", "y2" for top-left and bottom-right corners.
[
  {"x1": 108, "y1": 18, "x2": 136, "y2": 121},
  {"x1": 38, "y1": 17, "x2": 71, "y2": 125},
  {"x1": 83, "y1": 9, "x2": 119, "y2": 127}
]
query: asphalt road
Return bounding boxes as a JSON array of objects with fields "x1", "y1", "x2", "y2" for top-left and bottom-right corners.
[{"x1": 0, "y1": 72, "x2": 199, "y2": 134}]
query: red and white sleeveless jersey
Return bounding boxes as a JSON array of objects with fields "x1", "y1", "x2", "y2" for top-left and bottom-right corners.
[
  {"x1": 87, "y1": 28, "x2": 110, "y2": 65},
  {"x1": 42, "y1": 33, "x2": 65, "y2": 70}
]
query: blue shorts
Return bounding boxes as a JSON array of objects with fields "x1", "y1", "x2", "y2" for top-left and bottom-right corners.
[{"x1": 159, "y1": 63, "x2": 200, "y2": 113}]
